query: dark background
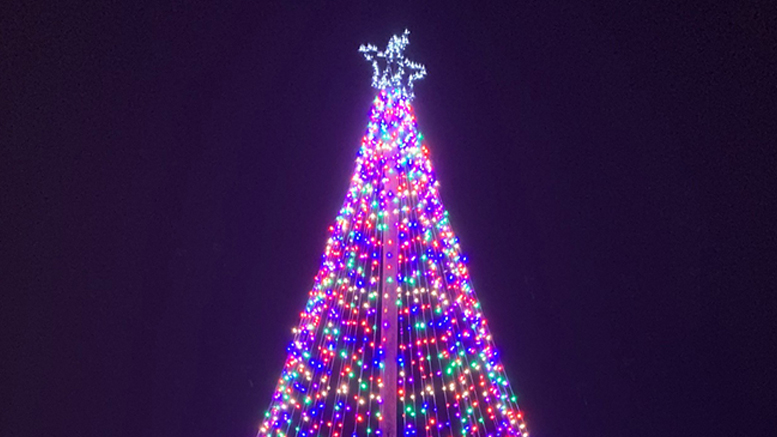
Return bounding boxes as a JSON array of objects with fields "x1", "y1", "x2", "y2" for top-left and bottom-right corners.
[{"x1": 3, "y1": 1, "x2": 774, "y2": 437}]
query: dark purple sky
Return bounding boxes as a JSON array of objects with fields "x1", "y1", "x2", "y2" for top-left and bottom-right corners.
[{"x1": 4, "y1": 1, "x2": 773, "y2": 437}]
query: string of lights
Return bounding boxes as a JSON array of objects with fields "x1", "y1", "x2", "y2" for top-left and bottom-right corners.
[{"x1": 257, "y1": 32, "x2": 528, "y2": 437}]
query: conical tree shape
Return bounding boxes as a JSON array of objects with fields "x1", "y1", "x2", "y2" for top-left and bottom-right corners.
[{"x1": 257, "y1": 88, "x2": 529, "y2": 437}]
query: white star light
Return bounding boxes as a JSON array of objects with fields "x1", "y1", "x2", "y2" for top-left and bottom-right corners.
[{"x1": 359, "y1": 29, "x2": 427, "y2": 98}]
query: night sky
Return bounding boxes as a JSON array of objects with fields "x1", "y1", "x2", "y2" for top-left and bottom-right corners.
[{"x1": 4, "y1": 2, "x2": 773, "y2": 437}]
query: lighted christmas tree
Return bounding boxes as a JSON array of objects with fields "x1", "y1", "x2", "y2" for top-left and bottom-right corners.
[{"x1": 257, "y1": 30, "x2": 529, "y2": 437}]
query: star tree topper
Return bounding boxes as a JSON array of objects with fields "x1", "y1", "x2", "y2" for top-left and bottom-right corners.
[{"x1": 359, "y1": 29, "x2": 427, "y2": 98}]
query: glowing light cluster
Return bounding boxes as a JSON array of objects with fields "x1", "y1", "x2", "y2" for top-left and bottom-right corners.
[
  {"x1": 257, "y1": 34, "x2": 528, "y2": 437},
  {"x1": 359, "y1": 30, "x2": 426, "y2": 97}
]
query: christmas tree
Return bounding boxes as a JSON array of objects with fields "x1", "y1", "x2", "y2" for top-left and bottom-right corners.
[{"x1": 257, "y1": 30, "x2": 529, "y2": 437}]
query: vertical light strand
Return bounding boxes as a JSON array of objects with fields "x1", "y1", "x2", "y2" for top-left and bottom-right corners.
[{"x1": 257, "y1": 84, "x2": 529, "y2": 437}]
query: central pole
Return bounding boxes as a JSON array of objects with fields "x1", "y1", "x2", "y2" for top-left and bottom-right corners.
[{"x1": 380, "y1": 143, "x2": 399, "y2": 437}]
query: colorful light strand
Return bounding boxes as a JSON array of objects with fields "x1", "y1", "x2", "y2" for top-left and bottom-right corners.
[{"x1": 257, "y1": 33, "x2": 528, "y2": 437}]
